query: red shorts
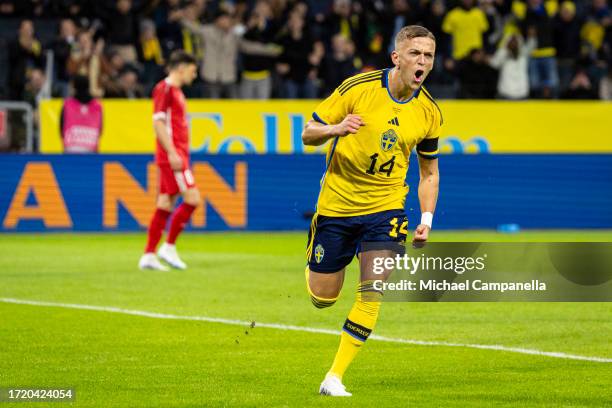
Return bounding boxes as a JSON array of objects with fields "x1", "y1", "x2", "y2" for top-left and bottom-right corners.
[{"x1": 158, "y1": 165, "x2": 196, "y2": 195}]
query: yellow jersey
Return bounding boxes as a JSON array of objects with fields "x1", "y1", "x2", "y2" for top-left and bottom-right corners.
[
  {"x1": 442, "y1": 7, "x2": 489, "y2": 60},
  {"x1": 312, "y1": 68, "x2": 442, "y2": 217}
]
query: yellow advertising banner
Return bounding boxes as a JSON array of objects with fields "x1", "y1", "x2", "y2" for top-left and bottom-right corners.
[{"x1": 39, "y1": 99, "x2": 612, "y2": 154}]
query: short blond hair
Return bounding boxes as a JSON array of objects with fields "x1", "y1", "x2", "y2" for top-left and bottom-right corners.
[{"x1": 394, "y1": 25, "x2": 436, "y2": 49}]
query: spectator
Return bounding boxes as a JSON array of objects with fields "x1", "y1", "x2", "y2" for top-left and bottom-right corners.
[
  {"x1": 583, "y1": 0, "x2": 612, "y2": 61},
  {"x1": 8, "y1": 20, "x2": 44, "y2": 99},
  {"x1": 105, "y1": 68, "x2": 144, "y2": 98},
  {"x1": 180, "y1": 3, "x2": 205, "y2": 68},
  {"x1": 0, "y1": 0, "x2": 20, "y2": 17},
  {"x1": 442, "y1": 0, "x2": 489, "y2": 61},
  {"x1": 100, "y1": 49, "x2": 127, "y2": 97},
  {"x1": 67, "y1": 30, "x2": 105, "y2": 97},
  {"x1": 61, "y1": 75, "x2": 103, "y2": 153},
  {"x1": 67, "y1": 29, "x2": 94, "y2": 77},
  {"x1": 138, "y1": 19, "x2": 165, "y2": 90},
  {"x1": 0, "y1": 0, "x2": 609, "y2": 103},
  {"x1": 23, "y1": 68, "x2": 46, "y2": 149},
  {"x1": 232, "y1": 0, "x2": 251, "y2": 27},
  {"x1": 562, "y1": 66, "x2": 599, "y2": 98},
  {"x1": 153, "y1": 0, "x2": 185, "y2": 54},
  {"x1": 554, "y1": 1, "x2": 583, "y2": 92},
  {"x1": 276, "y1": 10, "x2": 323, "y2": 98},
  {"x1": 456, "y1": 47, "x2": 498, "y2": 98},
  {"x1": 590, "y1": 0, "x2": 612, "y2": 29},
  {"x1": 6, "y1": 68, "x2": 46, "y2": 151},
  {"x1": 191, "y1": 0, "x2": 208, "y2": 19},
  {"x1": 320, "y1": 34, "x2": 359, "y2": 95},
  {"x1": 382, "y1": 0, "x2": 422, "y2": 55},
  {"x1": 599, "y1": 66, "x2": 612, "y2": 99},
  {"x1": 181, "y1": 10, "x2": 238, "y2": 98},
  {"x1": 423, "y1": 0, "x2": 457, "y2": 95},
  {"x1": 2, "y1": 0, "x2": 59, "y2": 17},
  {"x1": 490, "y1": 32, "x2": 537, "y2": 99},
  {"x1": 23, "y1": 67, "x2": 46, "y2": 109},
  {"x1": 52, "y1": 0, "x2": 94, "y2": 20},
  {"x1": 423, "y1": 0, "x2": 451, "y2": 59},
  {"x1": 323, "y1": 0, "x2": 366, "y2": 50},
  {"x1": 182, "y1": 9, "x2": 280, "y2": 98},
  {"x1": 269, "y1": 0, "x2": 290, "y2": 22},
  {"x1": 51, "y1": 18, "x2": 78, "y2": 97},
  {"x1": 29, "y1": 0, "x2": 51, "y2": 18},
  {"x1": 519, "y1": 0, "x2": 559, "y2": 98},
  {"x1": 480, "y1": 0, "x2": 505, "y2": 54},
  {"x1": 98, "y1": 0, "x2": 151, "y2": 63},
  {"x1": 240, "y1": 1, "x2": 282, "y2": 99}
]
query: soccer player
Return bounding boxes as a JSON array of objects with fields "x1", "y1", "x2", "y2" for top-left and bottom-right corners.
[
  {"x1": 302, "y1": 25, "x2": 442, "y2": 396},
  {"x1": 138, "y1": 51, "x2": 200, "y2": 271}
]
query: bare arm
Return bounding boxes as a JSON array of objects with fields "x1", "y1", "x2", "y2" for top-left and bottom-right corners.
[
  {"x1": 489, "y1": 38, "x2": 509, "y2": 69},
  {"x1": 181, "y1": 19, "x2": 206, "y2": 36},
  {"x1": 153, "y1": 119, "x2": 182, "y2": 170},
  {"x1": 418, "y1": 156, "x2": 439, "y2": 213},
  {"x1": 239, "y1": 39, "x2": 282, "y2": 56},
  {"x1": 413, "y1": 156, "x2": 439, "y2": 246},
  {"x1": 521, "y1": 37, "x2": 537, "y2": 57},
  {"x1": 301, "y1": 114, "x2": 363, "y2": 146}
]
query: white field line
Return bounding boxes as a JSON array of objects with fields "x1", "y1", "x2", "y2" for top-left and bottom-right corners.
[{"x1": 1, "y1": 297, "x2": 611, "y2": 363}]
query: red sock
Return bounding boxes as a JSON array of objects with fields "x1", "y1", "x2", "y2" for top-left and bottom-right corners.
[
  {"x1": 144, "y1": 208, "x2": 171, "y2": 253},
  {"x1": 167, "y1": 203, "x2": 196, "y2": 244}
]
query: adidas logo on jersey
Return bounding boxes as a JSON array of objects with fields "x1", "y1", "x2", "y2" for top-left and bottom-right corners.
[{"x1": 388, "y1": 117, "x2": 400, "y2": 126}]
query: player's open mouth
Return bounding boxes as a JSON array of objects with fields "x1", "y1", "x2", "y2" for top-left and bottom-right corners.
[{"x1": 414, "y1": 70, "x2": 424, "y2": 83}]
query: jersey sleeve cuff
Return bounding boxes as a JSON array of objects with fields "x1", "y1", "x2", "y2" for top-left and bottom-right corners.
[
  {"x1": 312, "y1": 112, "x2": 328, "y2": 125},
  {"x1": 153, "y1": 112, "x2": 166, "y2": 121}
]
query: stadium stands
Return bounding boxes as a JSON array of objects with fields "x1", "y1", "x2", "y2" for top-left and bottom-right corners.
[{"x1": 0, "y1": 0, "x2": 610, "y2": 102}]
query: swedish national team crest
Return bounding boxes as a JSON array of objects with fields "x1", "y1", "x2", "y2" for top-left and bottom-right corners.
[
  {"x1": 314, "y1": 244, "x2": 325, "y2": 264},
  {"x1": 380, "y1": 129, "x2": 398, "y2": 152}
]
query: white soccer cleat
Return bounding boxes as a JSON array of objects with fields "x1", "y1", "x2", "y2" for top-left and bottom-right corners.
[
  {"x1": 138, "y1": 253, "x2": 169, "y2": 271},
  {"x1": 319, "y1": 373, "x2": 352, "y2": 397},
  {"x1": 158, "y1": 243, "x2": 187, "y2": 270}
]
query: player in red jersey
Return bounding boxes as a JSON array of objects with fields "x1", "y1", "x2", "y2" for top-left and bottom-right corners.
[{"x1": 139, "y1": 51, "x2": 199, "y2": 271}]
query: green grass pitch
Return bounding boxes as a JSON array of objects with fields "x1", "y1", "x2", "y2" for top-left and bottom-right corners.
[{"x1": 1, "y1": 231, "x2": 611, "y2": 407}]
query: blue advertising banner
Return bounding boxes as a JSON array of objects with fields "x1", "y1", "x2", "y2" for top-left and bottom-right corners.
[{"x1": 0, "y1": 154, "x2": 611, "y2": 232}]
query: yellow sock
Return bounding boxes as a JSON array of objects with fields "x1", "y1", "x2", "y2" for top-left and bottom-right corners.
[
  {"x1": 329, "y1": 331, "x2": 362, "y2": 379},
  {"x1": 329, "y1": 281, "x2": 382, "y2": 379}
]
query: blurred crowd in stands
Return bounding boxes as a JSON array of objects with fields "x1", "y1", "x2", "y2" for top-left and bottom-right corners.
[{"x1": 1, "y1": 0, "x2": 611, "y2": 103}]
